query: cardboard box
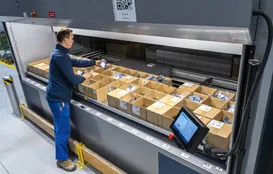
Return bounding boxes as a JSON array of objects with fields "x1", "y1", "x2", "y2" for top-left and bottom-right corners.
[
  {"x1": 193, "y1": 104, "x2": 222, "y2": 121},
  {"x1": 206, "y1": 120, "x2": 232, "y2": 149},
  {"x1": 177, "y1": 99, "x2": 201, "y2": 111},
  {"x1": 131, "y1": 97, "x2": 155, "y2": 120},
  {"x1": 162, "y1": 107, "x2": 180, "y2": 130},
  {"x1": 134, "y1": 71, "x2": 149, "y2": 78},
  {"x1": 196, "y1": 115, "x2": 211, "y2": 125},
  {"x1": 146, "y1": 102, "x2": 172, "y2": 126},
  {"x1": 155, "y1": 84, "x2": 176, "y2": 94},
  {"x1": 172, "y1": 89, "x2": 192, "y2": 100},
  {"x1": 159, "y1": 94, "x2": 184, "y2": 107},
  {"x1": 145, "y1": 90, "x2": 167, "y2": 101},
  {"x1": 187, "y1": 92, "x2": 209, "y2": 104},
  {"x1": 27, "y1": 58, "x2": 50, "y2": 75},
  {"x1": 179, "y1": 82, "x2": 200, "y2": 92},
  {"x1": 144, "y1": 81, "x2": 162, "y2": 90},
  {"x1": 132, "y1": 87, "x2": 152, "y2": 96},
  {"x1": 122, "y1": 69, "x2": 138, "y2": 76},
  {"x1": 119, "y1": 93, "x2": 141, "y2": 114},
  {"x1": 112, "y1": 66, "x2": 126, "y2": 73},
  {"x1": 88, "y1": 82, "x2": 109, "y2": 102},
  {"x1": 91, "y1": 74, "x2": 108, "y2": 81},
  {"x1": 107, "y1": 89, "x2": 130, "y2": 108},
  {"x1": 214, "y1": 90, "x2": 236, "y2": 101},
  {"x1": 225, "y1": 101, "x2": 236, "y2": 113},
  {"x1": 107, "y1": 80, "x2": 128, "y2": 92},
  {"x1": 206, "y1": 97, "x2": 229, "y2": 110},
  {"x1": 94, "y1": 68, "x2": 106, "y2": 74},
  {"x1": 119, "y1": 84, "x2": 139, "y2": 92},
  {"x1": 153, "y1": 76, "x2": 172, "y2": 86},
  {"x1": 221, "y1": 111, "x2": 234, "y2": 124},
  {"x1": 119, "y1": 75, "x2": 138, "y2": 83},
  {"x1": 102, "y1": 70, "x2": 115, "y2": 77},
  {"x1": 99, "y1": 77, "x2": 116, "y2": 85},
  {"x1": 196, "y1": 86, "x2": 217, "y2": 96},
  {"x1": 78, "y1": 79, "x2": 97, "y2": 96},
  {"x1": 132, "y1": 78, "x2": 150, "y2": 86}
]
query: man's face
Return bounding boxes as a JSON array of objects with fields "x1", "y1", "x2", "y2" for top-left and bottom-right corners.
[{"x1": 64, "y1": 32, "x2": 74, "y2": 49}]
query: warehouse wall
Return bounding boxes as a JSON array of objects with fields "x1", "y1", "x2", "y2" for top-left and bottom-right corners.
[{"x1": 0, "y1": 0, "x2": 257, "y2": 28}]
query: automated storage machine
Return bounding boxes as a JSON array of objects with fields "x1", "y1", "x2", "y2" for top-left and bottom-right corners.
[{"x1": 0, "y1": 1, "x2": 272, "y2": 173}]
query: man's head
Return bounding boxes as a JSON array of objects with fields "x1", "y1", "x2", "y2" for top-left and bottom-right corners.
[{"x1": 57, "y1": 28, "x2": 74, "y2": 49}]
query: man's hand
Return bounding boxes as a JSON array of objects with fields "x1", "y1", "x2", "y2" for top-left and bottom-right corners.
[
  {"x1": 83, "y1": 73, "x2": 93, "y2": 80},
  {"x1": 95, "y1": 60, "x2": 102, "y2": 66}
]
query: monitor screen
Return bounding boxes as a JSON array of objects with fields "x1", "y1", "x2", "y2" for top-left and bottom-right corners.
[{"x1": 173, "y1": 111, "x2": 198, "y2": 144}]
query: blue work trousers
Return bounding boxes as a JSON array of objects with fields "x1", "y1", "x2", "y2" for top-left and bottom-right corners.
[{"x1": 48, "y1": 101, "x2": 70, "y2": 161}]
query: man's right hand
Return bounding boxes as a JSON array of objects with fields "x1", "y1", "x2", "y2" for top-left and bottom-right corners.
[{"x1": 83, "y1": 73, "x2": 93, "y2": 80}]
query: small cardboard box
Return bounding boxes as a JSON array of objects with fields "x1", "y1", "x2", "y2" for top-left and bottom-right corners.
[
  {"x1": 132, "y1": 87, "x2": 152, "y2": 96},
  {"x1": 225, "y1": 101, "x2": 236, "y2": 113},
  {"x1": 112, "y1": 66, "x2": 127, "y2": 73},
  {"x1": 172, "y1": 89, "x2": 192, "y2": 100},
  {"x1": 122, "y1": 69, "x2": 138, "y2": 76},
  {"x1": 144, "y1": 81, "x2": 162, "y2": 90},
  {"x1": 207, "y1": 120, "x2": 232, "y2": 149},
  {"x1": 119, "y1": 75, "x2": 138, "y2": 83},
  {"x1": 119, "y1": 93, "x2": 141, "y2": 114},
  {"x1": 193, "y1": 104, "x2": 222, "y2": 121},
  {"x1": 94, "y1": 68, "x2": 106, "y2": 74},
  {"x1": 196, "y1": 86, "x2": 217, "y2": 96},
  {"x1": 134, "y1": 71, "x2": 149, "y2": 78},
  {"x1": 177, "y1": 99, "x2": 201, "y2": 111},
  {"x1": 107, "y1": 80, "x2": 128, "y2": 93},
  {"x1": 179, "y1": 82, "x2": 200, "y2": 92},
  {"x1": 132, "y1": 78, "x2": 150, "y2": 86},
  {"x1": 28, "y1": 58, "x2": 49, "y2": 74},
  {"x1": 214, "y1": 90, "x2": 236, "y2": 101},
  {"x1": 102, "y1": 70, "x2": 116, "y2": 77},
  {"x1": 221, "y1": 111, "x2": 234, "y2": 124},
  {"x1": 187, "y1": 92, "x2": 209, "y2": 104},
  {"x1": 99, "y1": 77, "x2": 116, "y2": 85},
  {"x1": 162, "y1": 107, "x2": 180, "y2": 130},
  {"x1": 88, "y1": 82, "x2": 109, "y2": 102},
  {"x1": 78, "y1": 79, "x2": 97, "y2": 96},
  {"x1": 91, "y1": 74, "x2": 108, "y2": 81},
  {"x1": 145, "y1": 90, "x2": 167, "y2": 101},
  {"x1": 196, "y1": 115, "x2": 211, "y2": 125},
  {"x1": 159, "y1": 94, "x2": 184, "y2": 107},
  {"x1": 146, "y1": 102, "x2": 172, "y2": 126},
  {"x1": 206, "y1": 97, "x2": 229, "y2": 110},
  {"x1": 131, "y1": 97, "x2": 155, "y2": 120},
  {"x1": 155, "y1": 84, "x2": 176, "y2": 94},
  {"x1": 119, "y1": 83, "x2": 139, "y2": 92},
  {"x1": 107, "y1": 89, "x2": 130, "y2": 108}
]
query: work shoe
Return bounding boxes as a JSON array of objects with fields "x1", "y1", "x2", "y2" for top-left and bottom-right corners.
[{"x1": 56, "y1": 160, "x2": 77, "y2": 172}]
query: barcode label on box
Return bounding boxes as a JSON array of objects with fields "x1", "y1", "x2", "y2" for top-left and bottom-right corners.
[
  {"x1": 93, "y1": 89, "x2": 97, "y2": 94},
  {"x1": 154, "y1": 102, "x2": 165, "y2": 109},
  {"x1": 120, "y1": 100, "x2": 127, "y2": 110},
  {"x1": 171, "y1": 97, "x2": 182, "y2": 102},
  {"x1": 132, "y1": 105, "x2": 140, "y2": 116},
  {"x1": 183, "y1": 82, "x2": 194, "y2": 87},
  {"x1": 199, "y1": 105, "x2": 212, "y2": 112},
  {"x1": 208, "y1": 120, "x2": 224, "y2": 129}
]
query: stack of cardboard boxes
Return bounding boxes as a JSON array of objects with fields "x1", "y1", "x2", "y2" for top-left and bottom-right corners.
[{"x1": 28, "y1": 56, "x2": 236, "y2": 150}]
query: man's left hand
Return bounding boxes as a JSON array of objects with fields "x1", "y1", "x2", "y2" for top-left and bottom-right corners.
[{"x1": 95, "y1": 60, "x2": 101, "y2": 66}]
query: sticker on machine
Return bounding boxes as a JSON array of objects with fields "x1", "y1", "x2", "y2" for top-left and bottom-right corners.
[
  {"x1": 229, "y1": 30, "x2": 248, "y2": 42},
  {"x1": 208, "y1": 120, "x2": 224, "y2": 129},
  {"x1": 112, "y1": 0, "x2": 137, "y2": 22}
]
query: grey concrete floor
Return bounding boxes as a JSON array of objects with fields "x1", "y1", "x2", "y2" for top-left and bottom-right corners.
[{"x1": 0, "y1": 64, "x2": 100, "y2": 174}]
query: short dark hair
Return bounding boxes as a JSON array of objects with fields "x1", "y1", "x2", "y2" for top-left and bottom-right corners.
[{"x1": 57, "y1": 28, "x2": 73, "y2": 42}]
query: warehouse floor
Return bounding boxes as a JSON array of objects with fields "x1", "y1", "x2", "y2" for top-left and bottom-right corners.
[{"x1": 0, "y1": 64, "x2": 100, "y2": 174}]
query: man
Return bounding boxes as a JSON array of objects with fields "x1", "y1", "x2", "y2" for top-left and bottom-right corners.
[{"x1": 46, "y1": 28, "x2": 100, "y2": 172}]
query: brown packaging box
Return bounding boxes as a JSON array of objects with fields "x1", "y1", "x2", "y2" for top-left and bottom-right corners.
[
  {"x1": 119, "y1": 84, "x2": 139, "y2": 92},
  {"x1": 88, "y1": 82, "x2": 109, "y2": 102},
  {"x1": 196, "y1": 86, "x2": 217, "y2": 96},
  {"x1": 78, "y1": 79, "x2": 97, "y2": 96},
  {"x1": 206, "y1": 97, "x2": 229, "y2": 110},
  {"x1": 172, "y1": 89, "x2": 192, "y2": 99},
  {"x1": 94, "y1": 68, "x2": 106, "y2": 74},
  {"x1": 144, "y1": 81, "x2": 162, "y2": 90},
  {"x1": 91, "y1": 74, "x2": 108, "y2": 81},
  {"x1": 107, "y1": 80, "x2": 128, "y2": 93},
  {"x1": 131, "y1": 97, "x2": 155, "y2": 120},
  {"x1": 132, "y1": 87, "x2": 152, "y2": 96},
  {"x1": 221, "y1": 110, "x2": 234, "y2": 124},
  {"x1": 206, "y1": 120, "x2": 232, "y2": 149},
  {"x1": 119, "y1": 93, "x2": 141, "y2": 114},
  {"x1": 225, "y1": 101, "x2": 236, "y2": 113},
  {"x1": 134, "y1": 71, "x2": 149, "y2": 78},
  {"x1": 107, "y1": 89, "x2": 130, "y2": 108},
  {"x1": 179, "y1": 82, "x2": 200, "y2": 92},
  {"x1": 162, "y1": 107, "x2": 180, "y2": 130},
  {"x1": 196, "y1": 115, "x2": 211, "y2": 125},
  {"x1": 193, "y1": 104, "x2": 222, "y2": 121},
  {"x1": 214, "y1": 90, "x2": 236, "y2": 101},
  {"x1": 155, "y1": 84, "x2": 176, "y2": 94},
  {"x1": 102, "y1": 70, "x2": 116, "y2": 77},
  {"x1": 187, "y1": 92, "x2": 209, "y2": 104},
  {"x1": 146, "y1": 102, "x2": 172, "y2": 126},
  {"x1": 145, "y1": 90, "x2": 167, "y2": 101},
  {"x1": 176, "y1": 99, "x2": 201, "y2": 111},
  {"x1": 122, "y1": 69, "x2": 138, "y2": 76},
  {"x1": 99, "y1": 77, "x2": 116, "y2": 86},
  {"x1": 27, "y1": 58, "x2": 50, "y2": 75},
  {"x1": 111, "y1": 66, "x2": 127, "y2": 73},
  {"x1": 159, "y1": 94, "x2": 184, "y2": 107},
  {"x1": 132, "y1": 78, "x2": 150, "y2": 86}
]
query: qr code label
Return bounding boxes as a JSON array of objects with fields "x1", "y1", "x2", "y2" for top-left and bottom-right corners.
[{"x1": 116, "y1": 0, "x2": 133, "y2": 10}]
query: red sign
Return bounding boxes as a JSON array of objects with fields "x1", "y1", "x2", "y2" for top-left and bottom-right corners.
[{"x1": 48, "y1": 12, "x2": 55, "y2": 18}]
